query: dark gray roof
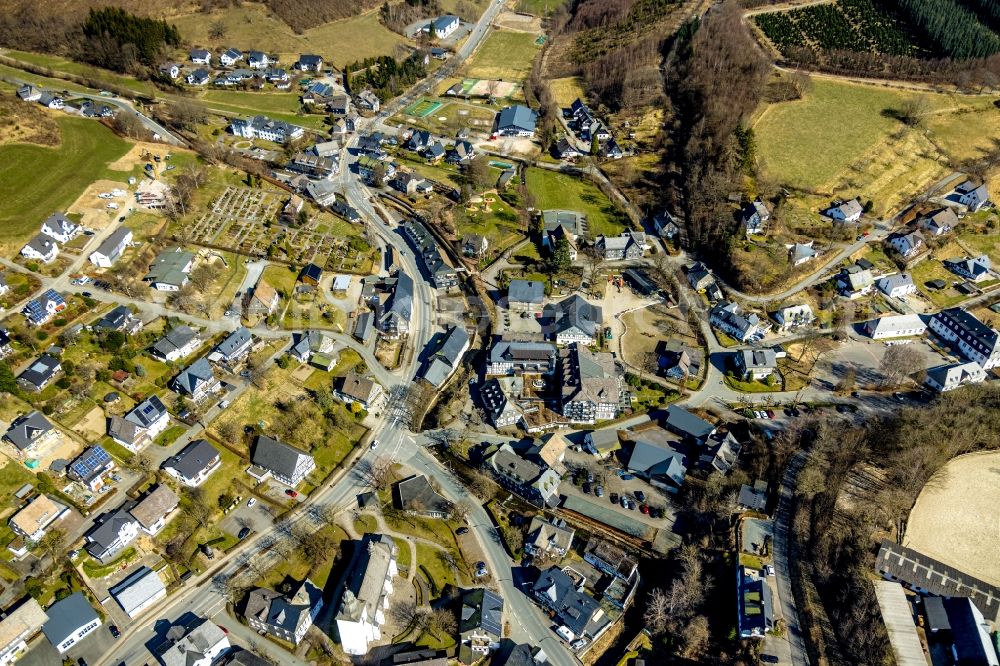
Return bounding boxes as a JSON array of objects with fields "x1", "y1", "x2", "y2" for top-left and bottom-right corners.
[
  {"x1": 497, "y1": 105, "x2": 536, "y2": 133},
  {"x1": 938, "y1": 597, "x2": 996, "y2": 663},
  {"x1": 625, "y1": 431, "x2": 686, "y2": 487},
  {"x1": 937, "y1": 308, "x2": 999, "y2": 353},
  {"x1": 17, "y1": 354, "x2": 61, "y2": 389},
  {"x1": 251, "y1": 435, "x2": 312, "y2": 478},
  {"x1": 95, "y1": 304, "x2": 137, "y2": 331},
  {"x1": 544, "y1": 295, "x2": 603, "y2": 338},
  {"x1": 172, "y1": 357, "x2": 215, "y2": 394},
  {"x1": 163, "y1": 439, "x2": 219, "y2": 480},
  {"x1": 221, "y1": 649, "x2": 272, "y2": 666},
  {"x1": 243, "y1": 580, "x2": 322, "y2": 636},
  {"x1": 42, "y1": 592, "x2": 99, "y2": 647},
  {"x1": 152, "y1": 325, "x2": 198, "y2": 358},
  {"x1": 460, "y1": 588, "x2": 504, "y2": 638},
  {"x1": 125, "y1": 395, "x2": 167, "y2": 429},
  {"x1": 508, "y1": 279, "x2": 544, "y2": 305},
  {"x1": 215, "y1": 327, "x2": 252, "y2": 359},
  {"x1": 393, "y1": 475, "x2": 451, "y2": 515},
  {"x1": 85, "y1": 505, "x2": 137, "y2": 556},
  {"x1": 4, "y1": 411, "x2": 54, "y2": 450},
  {"x1": 531, "y1": 567, "x2": 601, "y2": 636},
  {"x1": 665, "y1": 404, "x2": 715, "y2": 441},
  {"x1": 432, "y1": 326, "x2": 468, "y2": 366},
  {"x1": 388, "y1": 271, "x2": 414, "y2": 320}
]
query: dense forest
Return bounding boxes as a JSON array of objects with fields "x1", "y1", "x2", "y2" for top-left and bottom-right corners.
[
  {"x1": 345, "y1": 53, "x2": 427, "y2": 101},
  {"x1": 783, "y1": 385, "x2": 1000, "y2": 663},
  {"x1": 79, "y1": 7, "x2": 181, "y2": 73}
]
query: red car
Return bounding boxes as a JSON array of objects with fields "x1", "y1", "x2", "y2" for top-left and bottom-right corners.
[
  {"x1": 640, "y1": 504, "x2": 650, "y2": 515},
  {"x1": 285, "y1": 489, "x2": 299, "y2": 498}
]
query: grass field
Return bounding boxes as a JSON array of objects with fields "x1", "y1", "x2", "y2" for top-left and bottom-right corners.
[
  {"x1": 0, "y1": 116, "x2": 132, "y2": 251},
  {"x1": 548, "y1": 76, "x2": 586, "y2": 107},
  {"x1": 517, "y1": 0, "x2": 568, "y2": 15},
  {"x1": 454, "y1": 193, "x2": 524, "y2": 254},
  {"x1": 755, "y1": 78, "x2": 1000, "y2": 198},
  {"x1": 396, "y1": 99, "x2": 496, "y2": 136},
  {"x1": 465, "y1": 30, "x2": 541, "y2": 82},
  {"x1": 199, "y1": 90, "x2": 304, "y2": 115},
  {"x1": 4, "y1": 50, "x2": 157, "y2": 97},
  {"x1": 524, "y1": 168, "x2": 628, "y2": 237},
  {"x1": 404, "y1": 98, "x2": 443, "y2": 118},
  {"x1": 905, "y1": 451, "x2": 1000, "y2": 587}
]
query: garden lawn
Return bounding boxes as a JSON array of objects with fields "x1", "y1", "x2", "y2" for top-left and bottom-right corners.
[
  {"x1": 465, "y1": 30, "x2": 541, "y2": 82},
  {"x1": 0, "y1": 117, "x2": 132, "y2": 251},
  {"x1": 454, "y1": 194, "x2": 525, "y2": 253},
  {"x1": 415, "y1": 542, "x2": 458, "y2": 594},
  {"x1": 525, "y1": 168, "x2": 627, "y2": 237}
]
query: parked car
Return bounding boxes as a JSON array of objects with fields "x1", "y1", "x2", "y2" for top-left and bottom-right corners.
[
  {"x1": 634, "y1": 490, "x2": 646, "y2": 503},
  {"x1": 620, "y1": 496, "x2": 628, "y2": 508},
  {"x1": 475, "y1": 561, "x2": 488, "y2": 577},
  {"x1": 640, "y1": 504, "x2": 650, "y2": 515},
  {"x1": 582, "y1": 482, "x2": 591, "y2": 494},
  {"x1": 238, "y1": 527, "x2": 251, "y2": 540},
  {"x1": 610, "y1": 492, "x2": 619, "y2": 504},
  {"x1": 586, "y1": 471, "x2": 594, "y2": 483},
  {"x1": 109, "y1": 625, "x2": 120, "y2": 639},
  {"x1": 626, "y1": 499, "x2": 636, "y2": 510},
  {"x1": 247, "y1": 498, "x2": 256, "y2": 508},
  {"x1": 594, "y1": 485, "x2": 604, "y2": 498},
  {"x1": 765, "y1": 564, "x2": 775, "y2": 576},
  {"x1": 456, "y1": 527, "x2": 469, "y2": 535},
  {"x1": 285, "y1": 489, "x2": 298, "y2": 498},
  {"x1": 766, "y1": 409, "x2": 775, "y2": 419},
  {"x1": 621, "y1": 473, "x2": 635, "y2": 481},
  {"x1": 370, "y1": 439, "x2": 379, "y2": 450}
]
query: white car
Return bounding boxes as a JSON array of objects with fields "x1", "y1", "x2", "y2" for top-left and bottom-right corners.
[
  {"x1": 247, "y1": 498, "x2": 256, "y2": 508},
  {"x1": 370, "y1": 439, "x2": 379, "y2": 450},
  {"x1": 765, "y1": 564, "x2": 775, "y2": 576}
]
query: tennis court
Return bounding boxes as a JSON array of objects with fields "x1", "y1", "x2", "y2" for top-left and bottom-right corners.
[{"x1": 404, "y1": 98, "x2": 443, "y2": 118}]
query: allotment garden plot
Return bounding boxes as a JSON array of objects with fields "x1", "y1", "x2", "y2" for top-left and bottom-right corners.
[{"x1": 189, "y1": 185, "x2": 373, "y2": 272}]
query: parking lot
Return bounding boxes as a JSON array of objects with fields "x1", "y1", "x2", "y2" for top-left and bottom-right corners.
[{"x1": 21, "y1": 623, "x2": 118, "y2": 666}]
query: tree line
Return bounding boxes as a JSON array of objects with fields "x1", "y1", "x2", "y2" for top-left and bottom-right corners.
[
  {"x1": 889, "y1": 0, "x2": 1000, "y2": 60},
  {"x1": 345, "y1": 52, "x2": 427, "y2": 101}
]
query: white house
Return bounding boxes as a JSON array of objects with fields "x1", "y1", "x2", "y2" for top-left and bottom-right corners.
[
  {"x1": 42, "y1": 593, "x2": 101, "y2": 654},
  {"x1": 945, "y1": 255, "x2": 992, "y2": 282},
  {"x1": 190, "y1": 49, "x2": 212, "y2": 65},
  {"x1": 772, "y1": 304, "x2": 815, "y2": 332},
  {"x1": 159, "y1": 619, "x2": 230, "y2": 666},
  {"x1": 863, "y1": 314, "x2": 927, "y2": 340},
  {"x1": 422, "y1": 14, "x2": 460, "y2": 39},
  {"x1": 249, "y1": 435, "x2": 315, "y2": 487},
  {"x1": 876, "y1": 273, "x2": 917, "y2": 299},
  {"x1": 20, "y1": 234, "x2": 59, "y2": 264},
  {"x1": 220, "y1": 48, "x2": 243, "y2": 67},
  {"x1": 918, "y1": 207, "x2": 957, "y2": 236},
  {"x1": 230, "y1": 115, "x2": 304, "y2": 144},
  {"x1": 89, "y1": 227, "x2": 133, "y2": 268},
  {"x1": 17, "y1": 84, "x2": 41, "y2": 102},
  {"x1": 953, "y1": 179, "x2": 990, "y2": 212},
  {"x1": 84, "y1": 506, "x2": 140, "y2": 562},
  {"x1": 925, "y1": 361, "x2": 986, "y2": 392},
  {"x1": 929, "y1": 308, "x2": 1000, "y2": 370},
  {"x1": 162, "y1": 439, "x2": 221, "y2": 488},
  {"x1": 887, "y1": 231, "x2": 924, "y2": 258},
  {"x1": 41, "y1": 213, "x2": 79, "y2": 243},
  {"x1": 0, "y1": 597, "x2": 47, "y2": 666},
  {"x1": 335, "y1": 534, "x2": 398, "y2": 655},
  {"x1": 247, "y1": 51, "x2": 270, "y2": 69},
  {"x1": 9, "y1": 495, "x2": 68, "y2": 542},
  {"x1": 787, "y1": 241, "x2": 817, "y2": 266},
  {"x1": 823, "y1": 198, "x2": 863, "y2": 223},
  {"x1": 159, "y1": 63, "x2": 180, "y2": 79}
]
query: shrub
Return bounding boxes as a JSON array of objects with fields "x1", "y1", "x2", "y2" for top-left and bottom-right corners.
[{"x1": 36, "y1": 331, "x2": 48, "y2": 341}]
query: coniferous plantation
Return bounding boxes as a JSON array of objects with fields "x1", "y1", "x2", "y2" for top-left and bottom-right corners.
[
  {"x1": 80, "y1": 7, "x2": 181, "y2": 72},
  {"x1": 345, "y1": 53, "x2": 427, "y2": 101}
]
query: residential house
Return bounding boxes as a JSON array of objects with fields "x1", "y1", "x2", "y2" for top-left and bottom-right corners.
[
  {"x1": 186, "y1": 69, "x2": 210, "y2": 86},
  {"x1": 560, "y1": 345, "x2": 623, "y2": 424},
  {"x1": 391, "y1": 171, "x2": 423, "y2": 195},
  {"x1": 150, "y1": 325, "x2": 200, "y2": 362},
  {"x1": 42, "y1": 593, "x2": 101, "y2": 654},
  {"x1": 230, "y1": 115, "x2": 303, "y2": 144},
  {"x1": 918, "y1": 207, "x2": 958, "y2": 236},
  {"x1": 20, "y1": 234, "x2": 59, "y2": 264},
  {"x1": 158, "y1": 618, "x2": 230, "y2": 666},
  {"x1": 212, "y1": 327, "x2": 253, "y2": 364},
  {"x1": 422, "y1": 325, "x2": 470, "y2": 388},
  {"x1": 299, "y1": 262, "x2": 323, "y2": 287},
  {"x1": 657, "y1": 340, "x2": 700, "y2": 381},
  {"x1": 38, "y1": 92, "x2": 63, "y2": 109},
  {"x1": 601, "y1": 139, "x2": 624, "y2": 160},
  {"x1": 823, "y1": 198, "x2": 864, "y2": 223},
  {"x1": 242, "y1": 580, "x2": 323, "y2": 645},
  {"x1": 407, "y1": 130, "x2": 432, "y2": 152},
  {"x1": 289, "y1": 330, "x2": 335, "y2": 364},
  {"x1": 930, "y1": 308, "x2": 1000, "y2": 369},
  {"x1": 145, "y1": 248, "x2": 194, "y2": 291},
  {"x1": 423, "y1": 14, "x2": 460, "y2": 38},
  {"x1": 247, "y1": 51, "x2": 270, "y2": 69},
  {"x1": 159, "y1": 63, "x2": 180, "y2": 79},
  {"x1": 543, "y1": 223, "x2": 579, "y2": 261},
  {"x1": 595, "y1": 231, "x2": 647, "y2": 261},
  {"x1": 9, "y1": 495, "x2": 68, "y2": 542},
  {"x1": 528, "y1": 431, "x2": 569, "y2": 475},
  {"x1": 687, "y1": 263, "x2": 715, "y2": 291},
  {"x1": 653, "y1": 209, "x2": 681, "y2": 239},
  {"x1": 788, "y1": 241, "x2": 818, "y2": 266},
  {"x1": 220, "y1": 649, "x2": 273, "y2": 666},
  {"x1": 735, "y1": 349, "x2": 779, "y2": 381},
  {"x1": 335, "y1": 373, "x2": 385, "y2": 412},
  {"x1": 109, "y1": 566, "x2": 166, "y2": 619},
  {"x1": 262, "y1": 67, "x2": 288, "y2": 83},
  {"x1": 220, "y1": 48, "x2": 243, "y2": 66},
  {"x1": 328, "y1": 93, "x2": 351, "y2": 116},
  {"x1": 837, "y1": 264, "x2": 874, "y2": 299},
  {"x1": 925, "y1": 361, "x2": 986, "y2": 392},
  {"x1": 888, "y1": 231, "x2": 925, "y2": 258},
  {"x1": 543, "y1": 295, "x2": 604, "y2": 346},
  {"x1": 94, "y1": 304, "x2": 142, "y2": 334},
  {"x1": 355, "y1": 89, "x2": 380, "y2": 112},
  {"x1": 953, "y1": 179, "x2": 991, "y2": 212},
  {"x1": 623, "y1": 428, "x2": 687, "y2": 492},
  {"x1": 864, "y1": 314, "x2": 927, "y2": 340},
  {"x1": 171, "y1": 357, "x2": 220, "y2": 401},
  {"x1": 0, "y1": 329, "x2": 11, "y2": 359},
  {"x1": 109, "y1": 394, "x2": 169, "y2": 452},
  {"x1": 129, "y1": 484, "x2": 179, "y2": 535},
  {"x1": 402, "y1": 221, "x2": 458, "y2": 289},
  {"x1": 392, "y1": 475, "x2": 451, "y2": 518},
  {"x1": 737, "y1": 480, "x2": 769, "y2": 512},
  {"x1": 190, "y1": 49, "x2": 212, "y2": 65},
  {"x1": 162, "y1": 439, "x2": 221, "y2": 487},
  {"x1": 425, "y1": 142, "x2": 446, "y2": 161},
  {"x1": 876, "y1": 273, "x2": 917, "y2": 299},
  {"x1": 484, "y1": 443, "x2": 561, "y2": 507},
  {"x1": 288, "y1": 152, "x2": 338, "y2": 179},
  {"x1": 479, "y1": 378, "x2": 522, "y2": 428},
  {"x1": 772, "y1": 304, "x2": 815, "y2": 332},
  {"x1": 664, "y1": 404, "x2": 716, "y2": 445},
  {"x1": 22, "y1": 289, "x2": 66, "y2": 326},
  {"x1": 335, "y1": 534, "x2": 398, "y2": 655},
  {"x1": 295, "y1": 54, "x2": 323, "y2": 71},
  {"x1": 584, "y1": 539, "x2": 638, "y2": 582},
  {"x1": 459, "y1": 589, "x2": 504, "y2": 664},
  {"x1": 738, "y1": 566, "x2": 774, "y2": 638},
  {"x1": 0, "y1": 597, "x2": 47, "y2": 666},
  {"x1": 448, "y1": 140, "x2": 475, "y2": 163},
  {"x1": 17, "y1": 84, "x2": 41, "y2": 101},
  {"x1": 17, "y1": 354, "x2": 61, "y2": 392},
  {"x1": 356, "y1": 155, "x2": 395, "y2": 183},
  {"x1": 524, "y1": 517, "x2": 574, "y2": 559},
  {"x1": 248, "y1": 435, "x2": 315, "y2": 487},
  {"x1": 507, "y1": 279, "x2": 545, "y2": 313},
  {"x1": 0, "y1": 274, "x2": 7, "y2": 297},
  {"x1": 41, "y1": 213, "x2": 79, "y2": 243},
  {"x1": 709, "y1": 301, "x2": 769, "y2": 342},
  {"x1": 245, "y1": 279, "x2": 280, "y2": 317},
  {"x1": 945, "y1": 255, "x2": 992, "y2": 282},
  {"x1": 530, "y1": 567, "x2": 605, "y2": 641},
  {"x1": 3, "y1": 411, "x2": 57, "y2": 456},
  {"x1": 701, "y1": 430, "x2": 743, "y2": 475},
  {"x1": 495, "y1": 105, "x2": 537, "y2": 137},
  {"x1": 84, "y1": 505, "x2": 140, "y2": 562},
  {"x1": 306, "y1": 179, "x2": 338, "y2": 206},
  {"x1": 740, "y1": 200, "x2": 770, "y2": 235},
  {"x1": 68, "y1": 445, "x2": 115, "y2": 492},
  {"x1": 487, "y1": 339, "x2": 558, "y2": 376},
  {"x1": 377, "y1": 272, "x2": 414, "y2": 339},
  {"x1": 462, "y1": 233, "x2": 489, "y2": 258},
  {"x1": 552, "y1": 137, "x2": 582, "y2": 160}
]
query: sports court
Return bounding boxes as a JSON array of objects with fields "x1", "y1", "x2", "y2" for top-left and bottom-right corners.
[{"x1": 404, "y1": 98, "x2": 443, "y2": 118}]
